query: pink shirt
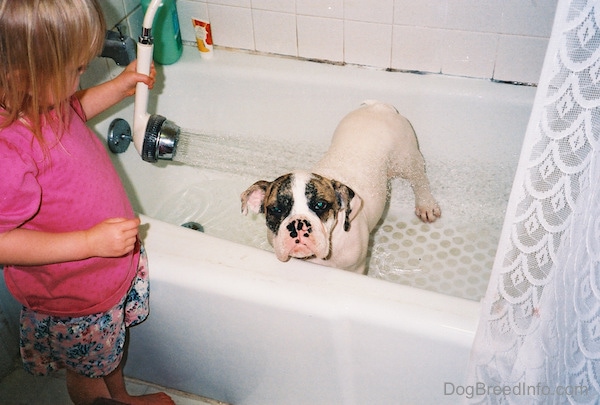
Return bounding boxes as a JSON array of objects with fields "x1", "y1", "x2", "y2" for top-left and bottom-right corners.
[{"x1": 0, "y1": 98, "x2": 139, "y2": 317}]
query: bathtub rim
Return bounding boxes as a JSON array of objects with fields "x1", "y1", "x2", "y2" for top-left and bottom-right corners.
[{"x1": 139, "y1": 213, "x2": 480, "y2": 347}]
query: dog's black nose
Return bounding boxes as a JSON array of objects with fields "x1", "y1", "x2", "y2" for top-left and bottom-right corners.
[{"x1": 287, "y1": 219, "x2": 312, "y2": 240}]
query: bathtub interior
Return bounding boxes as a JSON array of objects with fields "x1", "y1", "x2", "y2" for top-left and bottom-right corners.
[
  {"x1": 119, "y1": 213, "x2": 482, "y2": 404},
  {"x1": 93, "y1": 47, "x2": 536, "y2": 302}
]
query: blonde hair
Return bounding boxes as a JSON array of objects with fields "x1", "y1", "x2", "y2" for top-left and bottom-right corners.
[{"x1": 0, "y1": 0, "x2": 106, "y2": 146}]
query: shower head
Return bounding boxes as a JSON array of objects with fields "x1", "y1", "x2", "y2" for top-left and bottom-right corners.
[
  {"x1": 107, "y1": 114, "x2": 179, "y2": 162},
  {"x1": 130, "y1": 0, "x2": 180, "y2": 163},
  {"x1": 142, "y1": 114, "x2": 179, "y2": 161}
]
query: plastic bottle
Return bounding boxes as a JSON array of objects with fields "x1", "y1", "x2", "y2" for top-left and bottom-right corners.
[{"x1": 140, "y1": 0, "x2": 183, "y2": 65}]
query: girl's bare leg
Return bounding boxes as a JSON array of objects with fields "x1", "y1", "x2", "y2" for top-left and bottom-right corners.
[
  {"x1": 66, "y1": 361, "x2": 174, "y2": 405},
  {"x1": 66, "y1": 369, "x2": 111, "y2": 405},
  {"x1": 104, "y1": 360, "x2": 175, "y2": 405}
]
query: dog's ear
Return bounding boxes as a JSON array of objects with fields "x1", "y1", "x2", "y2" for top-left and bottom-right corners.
[
  {"x1": 241, "y1": 180, "x2": 271, "y2": 215},
  {"x1": 332, "y1": 180, "x2": 363, "y2": 231}
]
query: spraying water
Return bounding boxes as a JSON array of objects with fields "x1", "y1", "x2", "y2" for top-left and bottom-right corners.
[
  {"x1": 173, "y1": 129, "x2": 327, "y2": 179},
  {"x1": 163, "y1": 128, "x2": 511, "y2": 301}
]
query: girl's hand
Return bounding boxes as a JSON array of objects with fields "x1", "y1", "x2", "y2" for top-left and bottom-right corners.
[
  {"x1": 114, "y1": 60, "x2": 157, "y2": 97},
  {"x1": 76, "y1": 60, "x2": 157, "y2": 119},
  {"x1": 85, "y1": 217, "x2": 141, "y2": 258}
]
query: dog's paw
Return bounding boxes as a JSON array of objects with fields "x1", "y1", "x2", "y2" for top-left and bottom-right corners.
[{"x1": 415, "y1": 202, "x2": 441, "y2": 223}]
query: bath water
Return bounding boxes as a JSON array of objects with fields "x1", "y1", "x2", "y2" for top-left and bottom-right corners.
[{"x1": 166, "y1": 129, "x2": 511, "y2": 300}]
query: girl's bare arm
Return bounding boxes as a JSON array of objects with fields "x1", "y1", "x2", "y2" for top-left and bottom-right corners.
[
  {"x1": 0, "y1": 217, "x2": 140, "y2": 266},
  {"x1": 76, "y1": 60, "x2": 156, "y2": 120}
]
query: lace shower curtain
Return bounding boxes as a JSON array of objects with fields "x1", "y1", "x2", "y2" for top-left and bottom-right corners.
[{"x1": 467, "y1": 0, "x2": 600, "y2": 403}]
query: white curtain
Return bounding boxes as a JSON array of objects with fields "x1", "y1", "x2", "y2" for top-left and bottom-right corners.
[{"x1": 467, "y1": 0, "x2": 600, "y2": 403}]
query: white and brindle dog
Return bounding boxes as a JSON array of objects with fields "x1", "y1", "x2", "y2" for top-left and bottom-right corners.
[{"x1": 241, "y1": 101, "x2": 441, "y2": 274}]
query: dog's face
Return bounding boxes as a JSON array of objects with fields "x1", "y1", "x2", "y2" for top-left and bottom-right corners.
[{"x1": 241, "y1": 171, "x2": 361, "y2": 262}]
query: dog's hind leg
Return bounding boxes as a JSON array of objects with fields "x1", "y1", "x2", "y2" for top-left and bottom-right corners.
[
  {"x1": 388, "y1": 114, "x2": 442, "y2": 222},
  {"x1": 402, "y1": 151, "x2": 441, "y2": 222},
  {"x1": 388, "y1": 123, "x2": 441, "y2": 223}
]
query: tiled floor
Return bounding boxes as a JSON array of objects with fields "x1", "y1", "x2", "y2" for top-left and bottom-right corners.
[{"x1": 0, "y1": 365, "x2": 226, "y2": 405}]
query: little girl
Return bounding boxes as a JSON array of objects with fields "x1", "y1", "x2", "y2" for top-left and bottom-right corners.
[{"x1": 0, "y1": 1, "x2": 174, "y2": 404}]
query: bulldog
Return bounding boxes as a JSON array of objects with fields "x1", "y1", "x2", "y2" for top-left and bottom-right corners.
[{"x1": 241, "y1": 101, "x2": 441, "y2": 274}]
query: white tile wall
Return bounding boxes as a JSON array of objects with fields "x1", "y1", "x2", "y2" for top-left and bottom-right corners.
[
  {"x1": 494, "y1": 35, "x2": 549, "y2": 84},
  {"x1": 345, "y1": 0, "x2": 394, "y2": 24},
  {"x1": 442, "y1": 30, "x2": 498, "y2": 79},
  {"x1": 253, "y1": 9, "x2": 297, "y2": 56},
  {"x1": 297, "y1": 0, "x2": 344, "y2": 19},
  {"x1": 252, "y1": 0, "x2": 295, "y2": 13},
  {"x1": 297, "y1": 15, "x2": 344, "y2": 62},
  {"x1": 208, "y1": 4, "x2": 255, "y2": 49},
  {"x1": 345, "y1": 20, "x2": 392, "y2": 67},
  {"x1": 392, "y1": 26, "x2": 442, "y2": 73},
  {"x1": 100, "y1": 0, "x2": 559, "y2": 84}
]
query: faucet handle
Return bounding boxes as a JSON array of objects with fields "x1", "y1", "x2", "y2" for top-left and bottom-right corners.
[{"x1": 101, "y1": 30, "x2": 137, "y2": 66}]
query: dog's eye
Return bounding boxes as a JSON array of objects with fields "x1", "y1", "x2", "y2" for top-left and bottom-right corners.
[
  {"x1": 268, "y1": 205, "x2": 283, "y2": 215},
  {"x1": 311, "y1": 200, "x2": 329, "y2": 213}
]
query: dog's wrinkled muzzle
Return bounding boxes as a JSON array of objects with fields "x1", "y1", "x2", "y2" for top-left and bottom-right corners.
[{"x1": 273, "y1": 215, "x2": 330, "y2": 261}]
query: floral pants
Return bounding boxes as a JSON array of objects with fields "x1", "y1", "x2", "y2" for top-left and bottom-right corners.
[{"x1": 19, "y1": 249, "x2": 149, "y2": 378}]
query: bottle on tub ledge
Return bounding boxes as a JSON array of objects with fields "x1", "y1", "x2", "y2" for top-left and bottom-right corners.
[
  {"x1": 141, "y1": 0, "x2": 183, "y2": 65},
  {"x1": 192, "y1": 17, "x2": 213, "y2": 59}
]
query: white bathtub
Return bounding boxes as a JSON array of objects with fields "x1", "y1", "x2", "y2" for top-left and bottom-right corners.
[{"x1": 89, "y1": 46, "x2": 536, "y2": 404}]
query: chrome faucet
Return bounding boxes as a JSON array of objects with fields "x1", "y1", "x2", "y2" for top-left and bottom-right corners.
[{"x1": 101, "y1": 28, "x2": 136, "y2": 66}]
